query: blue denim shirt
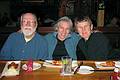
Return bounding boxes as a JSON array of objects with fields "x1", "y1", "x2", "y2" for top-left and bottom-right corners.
[
  {"x1": 44, "y1": 32, "x2": 80, "y2": 60},
  {"x1": 0, "y1": 32, "x2": 48, "y2": 60}
]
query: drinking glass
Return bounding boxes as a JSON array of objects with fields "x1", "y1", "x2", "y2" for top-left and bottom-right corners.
[{"x1": 61, "y1": 56, "x2": 73, "y2": 76}]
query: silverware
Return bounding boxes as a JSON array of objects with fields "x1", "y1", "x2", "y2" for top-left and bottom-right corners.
[
  {"x1": 90, "y1": 69, "x2": 114, "y2": 72},
  {"x1": 74, "y1": 62, "x2": 83, "y2": 74}
]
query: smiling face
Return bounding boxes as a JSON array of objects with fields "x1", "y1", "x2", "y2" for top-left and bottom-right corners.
[
  {"x1": 21, "y1": 13, "x2": 37, "y2": 37},
  {"x1": 57, "y1": 21, "x2": 71, "y2": 41},
  {"x1": 76, "y1": 21, "x2": 93, "y2": 40}
]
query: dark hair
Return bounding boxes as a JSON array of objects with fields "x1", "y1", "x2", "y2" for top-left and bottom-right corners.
[{"x1": 74, "y1": 16, "x2": 92, "y2": 26}]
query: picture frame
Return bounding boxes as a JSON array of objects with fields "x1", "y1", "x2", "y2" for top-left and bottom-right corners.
[{"x1": 23, "y1": 0, "x2": 45, "y2": 3}]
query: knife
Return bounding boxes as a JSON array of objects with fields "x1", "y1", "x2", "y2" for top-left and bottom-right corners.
[
  {"x1": 90, "y1": 69, "x2": 114, "y2": 72},
  {"x1": 74, "y1": 62, "x2": 83, "y2": 74}
]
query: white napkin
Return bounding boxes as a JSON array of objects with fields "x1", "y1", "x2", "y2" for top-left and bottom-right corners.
[{"x1": 1, "y1": 61, "x2": 21, "y2": 77}]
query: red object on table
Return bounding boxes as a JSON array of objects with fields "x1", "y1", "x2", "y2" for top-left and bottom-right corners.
[{"x1": 26, "y1": 59, "x2": 33, "y2": 72}]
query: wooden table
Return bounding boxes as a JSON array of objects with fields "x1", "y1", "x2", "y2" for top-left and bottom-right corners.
[{"x1": 0, "y1": 61, "x2": 114, "y2": 80}]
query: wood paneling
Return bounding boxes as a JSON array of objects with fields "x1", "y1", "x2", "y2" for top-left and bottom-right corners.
[{"x1": 0, "y1": 27, "x2": 120, "y2": 49}]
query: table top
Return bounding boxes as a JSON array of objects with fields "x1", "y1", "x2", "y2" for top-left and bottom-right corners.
[{"x1": 0, "y1": 61, "x2": 115, "y2": 80}]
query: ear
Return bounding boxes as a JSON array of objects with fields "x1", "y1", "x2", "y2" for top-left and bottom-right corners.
[
  {"x1": 74, "y1": 23, "x2": 78, "y2": 32},
  {"x1": 36, "y1": 21, "x2": 38, "y2": 27},
  {"x1": 54, "y1": 26, "x2": 58, "y2": 31},
  {"x1": 90, "y1": 24, "x2": 93, "y2": 30},
  {"x1": 56, "y1": 27, "x2": 58, "y2": 30}
]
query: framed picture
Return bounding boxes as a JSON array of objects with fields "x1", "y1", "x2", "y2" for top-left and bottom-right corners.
[
  {"x1": 66, "y1": 0, "x2": 75, "y2": 16},
  {"x1": 23, "y1": 0, "x2": 45, "y2": 2}
]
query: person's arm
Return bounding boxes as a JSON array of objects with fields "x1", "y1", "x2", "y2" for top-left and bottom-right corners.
[
  {"x1": 38, "y1": 37, "x2": 49, "y2": 60},
  {"x1": 93, "y1": 33, "x2": 110, "y2": 60},
  {"x1": 41, "y1": 40, "x2": 49, "y2": 60},
  {"x1": 0, "y1": 33, "x2": 15, "y2": 60},
  {"x1": 97, "y1": 40, "x2": 109, "y2": 60},
  {"x1": 76, "y1": 44, "x2": 86, "y2": 60},
  {"x1": 76, "y1": 38, "x2": 86, "y2": 60}
]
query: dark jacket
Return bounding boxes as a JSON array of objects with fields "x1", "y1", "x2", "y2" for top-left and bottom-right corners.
[{"x1": 76, "y1": 32, "x2": 110, "y2": 60}]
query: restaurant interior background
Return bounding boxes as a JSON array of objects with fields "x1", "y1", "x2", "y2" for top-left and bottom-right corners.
[{"x1": 0, "y1": 0, "x2": 120, "y2": 51}]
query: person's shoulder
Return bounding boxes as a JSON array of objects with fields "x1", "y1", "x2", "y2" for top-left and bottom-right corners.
[
  {"x1": 70, "y1": 32, "x2": 79, "y2": 36},
  {"x1": 5, "y1": 32, "x2": 22, "y2": 42},
  {"x1": 35, "y1": 32, "x2": 44, "y2": 38},
  {"x1": 44, "y1": 32, "x2": 56, "y2": 38},
  {"x1": 70, "y1": 32, "x2": 81, "y2": 38},
  {"x1": 93, "y1": 32, "x2": 104, "y2": 36},
  {"x1": 35, "y1": 33, "x2": 47, "y2": 42},
  {"x1": 92, "y1": 32, "x2": 108, "y2": 40},
  {"x1": 8, "y1": 32, "x2": 21, "y2": 38},
  {"x1": 46, "y1": 32, "x2": 55, "y2": 36}
]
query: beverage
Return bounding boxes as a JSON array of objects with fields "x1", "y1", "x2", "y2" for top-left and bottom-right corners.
[{"x1": 61, "y1": 56, "x2": 73, "y2": 76}]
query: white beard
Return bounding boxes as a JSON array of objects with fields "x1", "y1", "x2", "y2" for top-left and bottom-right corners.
[{"x1": 21, "y1": 27, "x2": 36, "y2": 36}]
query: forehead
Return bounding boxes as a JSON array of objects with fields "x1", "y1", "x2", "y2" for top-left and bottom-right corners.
[
  {"x1": 59, "y1": 21, "x2": 70, "y2": 27},
  {"x1": 22, "y1": 13, "x2": 36, "y2": 20},
  {"x1": 76, "y1": 21, "x2": 90, "y2": 26}
]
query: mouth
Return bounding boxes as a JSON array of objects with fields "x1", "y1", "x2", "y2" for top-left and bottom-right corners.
[
  {"x1": 61, "y1": 34, "x2": 67, "y2": 38},
  {"x1": 25, "y1": 28, "x2": 31, "y2": 30},
  {"x1": 23, "y1": 27, "x2": 33, "y2": 32}
]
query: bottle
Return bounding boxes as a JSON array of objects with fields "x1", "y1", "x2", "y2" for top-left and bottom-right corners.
[{"x1": 26, "y1": 59, "x2": 33, "y2": 72}]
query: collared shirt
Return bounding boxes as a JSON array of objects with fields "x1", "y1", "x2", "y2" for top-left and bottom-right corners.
[{"x1": 0, "y1": 32, "x2": 48, "y2": 60}]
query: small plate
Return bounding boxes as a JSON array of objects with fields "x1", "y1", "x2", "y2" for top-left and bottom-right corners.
[
  {"x1": 115, "y1": 61, "x2": 120, "y2": 68},
  {"x1": 77, "y1": 66, "x2": 94, "y2": 74},
  {"x1": 43, "y1": 60, "x2": 78, "y2": 68},
  {"x1": 95, "y1": 62, "x2": 115, "y2": 69},
  {"x1": 22, "y1": 62, "x2": 41, "y2": 70},
  {"x1": 1, "y1": 61, "x2": 21, "y2": 77},
  {"x1": 43, "y1": 60, "x2": 62, "y2": 68}
]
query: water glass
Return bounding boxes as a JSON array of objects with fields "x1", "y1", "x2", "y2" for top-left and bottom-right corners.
[{"x1": 61, "y1": 56, "x2": 72, "y2": 76}]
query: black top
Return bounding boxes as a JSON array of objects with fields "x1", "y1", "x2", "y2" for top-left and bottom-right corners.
[
  {"x1": 52, "y1": 38, "x2": 69, "y2": 60},
  {"x1": 76, "y1": 32, "x2": 110, "y2": 60}
]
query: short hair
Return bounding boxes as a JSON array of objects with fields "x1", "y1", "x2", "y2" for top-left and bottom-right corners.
[
  {"x1": 20, "y1": 12, "x2": 38, "y2": 26},
  {"x1": 53, "y1": 16, "x2": 73, "y2": 31},
  {"x1": 74, "y1": 16, "x2": 92, "y2": 26}
]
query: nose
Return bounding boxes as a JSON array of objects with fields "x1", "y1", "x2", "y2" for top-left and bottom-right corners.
[
  {"x1": 82, "y1": 27, "x2": 85, "y2": 31},
  {"x1": 26, "y1": 21, "x2": 31, "y2": 26},
  {"x1": 62, "y1": 29, "x2": 67, "y2": 34}
]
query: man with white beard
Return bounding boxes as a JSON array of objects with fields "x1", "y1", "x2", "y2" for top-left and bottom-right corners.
[{"x1": 0, "y1": 12, "x2": 48, "y2": 60}]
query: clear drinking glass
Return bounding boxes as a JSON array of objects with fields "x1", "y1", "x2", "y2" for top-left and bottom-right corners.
[{"x1": 61, "y1": 56, "x2": 73, "y2": 76}]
